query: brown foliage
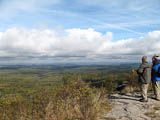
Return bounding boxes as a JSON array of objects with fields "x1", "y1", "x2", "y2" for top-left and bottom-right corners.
[{"x1": 0, "y1": 81, "x2": 110, "y2": 120}]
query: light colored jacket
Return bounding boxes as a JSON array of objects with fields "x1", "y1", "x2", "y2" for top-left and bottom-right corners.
[{"x1": 137, "y1": 61, "x2": 152, "y2": 84}]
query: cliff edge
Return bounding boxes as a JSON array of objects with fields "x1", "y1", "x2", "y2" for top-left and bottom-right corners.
[{"x1": 100, "y1": 92, "x2": 160, "y2": 120}]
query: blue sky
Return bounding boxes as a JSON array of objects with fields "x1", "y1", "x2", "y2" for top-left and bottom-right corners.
[
  {"x1": 0, "y1": 0, "x2": 160, "y2": 64},
  {"x1": 0, "y1": 0, "x2": 160, "y2": 40}
]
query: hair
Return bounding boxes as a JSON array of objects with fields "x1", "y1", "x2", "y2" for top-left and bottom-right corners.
[{"x1": 142, "y1": 56, "x2": 147, "y2": 62}]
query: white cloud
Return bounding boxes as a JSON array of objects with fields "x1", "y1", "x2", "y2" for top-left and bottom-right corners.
[{"x1": 0, "y1": 27, "x2": 160, "y2": 63}]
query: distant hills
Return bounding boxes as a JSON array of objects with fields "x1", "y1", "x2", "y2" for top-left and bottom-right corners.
[{"x1": 0, "y1": 63, "x2": 140, "y2": 70}]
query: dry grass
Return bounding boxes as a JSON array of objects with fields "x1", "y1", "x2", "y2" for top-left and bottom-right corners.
[
  {"x1": 0, "y1": 81, "x2": 111, "y2": 120},
  {"x1": 45, "y1": 81, "x2": 111, "y2": 120}
]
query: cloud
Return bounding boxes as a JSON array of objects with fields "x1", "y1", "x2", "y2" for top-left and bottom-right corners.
[
  {"x1": 0, "y1": 27, "x2": 160, "y2": 64},
  {"x1": 0, "y1": 28, "x2": 112, "y2": 57},
  {"x1": 0, "y1": 0, "x2": 160, "y2": 43}
]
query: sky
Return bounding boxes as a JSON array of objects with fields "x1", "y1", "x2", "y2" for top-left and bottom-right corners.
[{"x1": 0, "y1": 0, "x2": 160, "y2": 64}]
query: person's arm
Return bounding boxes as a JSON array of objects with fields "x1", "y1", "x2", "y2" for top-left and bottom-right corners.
[{"x1": 137, "y1": 64, "x2": 144, "y2": 74}]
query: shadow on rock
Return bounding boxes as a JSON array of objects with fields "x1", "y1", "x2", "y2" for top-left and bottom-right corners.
[{"x1": 108, "y1": 94, "x2": 140, "y2": 101}]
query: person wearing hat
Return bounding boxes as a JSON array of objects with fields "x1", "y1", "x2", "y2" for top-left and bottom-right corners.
[
  {"x1": 152, "y1": 54, "x2": 160, "y2": 101},
  {"x1": 152, "y1": 54, "x2": 160, "y2": 65},
  {"x1": 137, "y1": 56, "x2": 152, "y2": 102}
]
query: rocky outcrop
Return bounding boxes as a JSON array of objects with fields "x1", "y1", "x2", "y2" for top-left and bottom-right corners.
[
  {"x1": 100, "y1": 92, "x2": 160, "y2": 120},
  {"x1": 117, "y1": 85, "x2": 139, "y2": 95}
]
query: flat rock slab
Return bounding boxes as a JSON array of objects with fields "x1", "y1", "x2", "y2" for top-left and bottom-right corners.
[{"x1": 100, "y1": 92, "x2": 160, "y2": 120}]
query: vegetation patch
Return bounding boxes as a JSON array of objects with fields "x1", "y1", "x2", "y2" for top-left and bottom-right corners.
[
  {"x1": 102, "y1": 117, "x2": 116, "y2": 120},
  {"x1": 153, "y1": 106, "x2": 160, "y2": 111},
  {"x1": 0, "y1": 65, "x2": 139, "y2": 120},
  {"x1": 144, "y1": 111, "x2": 160, "y2": 119}
]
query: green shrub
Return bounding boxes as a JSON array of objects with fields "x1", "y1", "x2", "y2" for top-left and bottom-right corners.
[{"x1": 0, "y1": 81, "x2": 110, "y2": 120}]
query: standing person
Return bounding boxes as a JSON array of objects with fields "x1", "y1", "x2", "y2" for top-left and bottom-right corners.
[
  {"x1": 152, "y1": 54, "x2": 160, "y2": 101},
  {"x1": 137, "y1": 56, "x2": 151, "y2": 102}
]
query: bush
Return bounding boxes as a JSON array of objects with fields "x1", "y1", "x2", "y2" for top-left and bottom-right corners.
[
  {"x1": 0, "y1": 81, "x2": 110, "y2": 120},
  {"x1": 46, "y1": 81, "x2": 110, "y2": 120}
]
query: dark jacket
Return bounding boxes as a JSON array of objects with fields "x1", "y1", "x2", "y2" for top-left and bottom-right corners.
[
  {"x1": 152, "y1": 59, "x2": 160, "y2": 81},
  {"x1": 137, "y1": 61, "x2": 151, "y2": 84}
]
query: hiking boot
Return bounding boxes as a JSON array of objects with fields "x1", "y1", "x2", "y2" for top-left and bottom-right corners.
[{"x1": 139, "y1": 99, "x2": 148, "y2": 102}]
